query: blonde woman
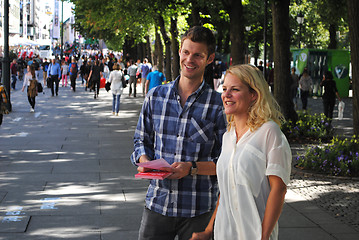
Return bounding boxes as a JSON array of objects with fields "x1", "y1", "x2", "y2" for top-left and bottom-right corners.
[{"x1": 191, "y1": 64, "x2": 291, "y2": 240}]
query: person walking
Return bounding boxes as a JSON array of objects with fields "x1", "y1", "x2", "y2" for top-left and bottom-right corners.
[
  {"x1": 69, "y1": 58, "x2": 78, "y2": 92},
  {"x1": 140, "y1": 58, "x2": 152, "y2": 96},
  {"x1": 106, "y1": 63, "x2": 124, "y2": 116},
  {"x1": 131, "y1": 26, "x2": 227, "y2": 240},
  {"x1": 191, "y1": 64, "x2": 291, "y2": 240},
  {"x1": 41, "y1": 58, "x2": 49, "y2": 87},
  {"x1": 145, "y1": 65, "x2": 166, "y2": 94},
  {"x1": 61, "y1": 60, "x2": 69, "y2": 87},
  {"x1": 291, "y1": 67, "x2": 299, "y2": 109},
  {"x1": 88, "y1": 59, "x2": 102, "y2": 99},
  {"x1": 320, "y1": 71, "x2": 341, "y2": 120},
  {"x1": 299, "y1": 68, "x2": 313, "y2": 110},
  {"x1": 21, "y1": 65, "x2": 38, "y2": 112},
  {"x1": 127, "y1": 60, "x2": 138, "y2": 97},
  {"x1": 10, "y1": 59, "x2": 18, "y2": 90},
  {"x1": 47, "y1": 58, "x2": 61, "y2": 96}
]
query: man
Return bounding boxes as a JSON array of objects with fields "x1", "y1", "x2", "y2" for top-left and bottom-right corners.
[
  {"x1": 10, "y1": 59, "x2": 17, "y2": 90},
  {"x1": 140, "y1": 58, "x2": 151, "y2": 96},
  {"x1": 127, "y1": 60, "x2": 138, "y2": 97},
  {"x1": 145, "y1": 65, "x2": 166, "y2": 94},
  {"x1": 69, "y1": 58, "x2": 78, "y2": 92},
  {"x1": 130, "y1": 26, "x2": 227, "y2": 240},
  {"x1": 47, "y1": 58, "x2": 61, "y2": 96},
  {"x1": 41, "y1": 58, "x2": 49, "y2": 86}
]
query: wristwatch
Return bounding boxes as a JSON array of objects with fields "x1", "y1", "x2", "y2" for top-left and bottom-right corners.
[{"x1": 189, "y1": 161, "x2": 198, "y2": 176}]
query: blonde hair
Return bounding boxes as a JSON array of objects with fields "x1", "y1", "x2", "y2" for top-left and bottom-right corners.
[{"x1": 224, "y1": 64, "x2": 284, "y2": 131}]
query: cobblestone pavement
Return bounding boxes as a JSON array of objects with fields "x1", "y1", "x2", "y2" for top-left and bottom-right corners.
[{"x1": 289, "y1": 96, "x2": 359, "y2": 233}]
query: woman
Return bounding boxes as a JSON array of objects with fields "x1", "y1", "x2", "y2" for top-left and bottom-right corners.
[
  {"x1": 106, "y1": 63, "x2": 124, "y2": 115},
  {"x1": 61, "y1": 60, "x2": 69, "y2": 87},
  {"x1": 191, "y1": 64, "x2": 291, "y2": 240},
  {"x1": 21, "y1": 65, "x2": 38, "y2": 112},
  {"x1": 320, "y1": 71, "x2": 341, "y2": 120},
  {"x1": 299, "y1": 68, "x2": 313, "y2": 110},
  {"x1": 88, "y1": 59, "x2": 102, "y2": 99}
]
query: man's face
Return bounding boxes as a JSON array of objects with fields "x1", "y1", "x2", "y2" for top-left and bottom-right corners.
[{"x1": 179, "y1": 39, "x2": 214, "y2": 81}]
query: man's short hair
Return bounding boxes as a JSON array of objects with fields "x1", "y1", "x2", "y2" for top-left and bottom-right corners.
[{"x1": 181, "y1": 26, "x2": 216, "y2": 57}]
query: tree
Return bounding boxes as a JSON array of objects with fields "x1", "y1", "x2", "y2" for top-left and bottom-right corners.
[
  {"x1": 222, "y1": 0, "x2": 245, "y2": 64},
  {"x1": 272, "y1": 0, "x2": 297, "y2": 122},
  {"x1": 347, "y1": 0, "x2": 359, "y2": 135}
]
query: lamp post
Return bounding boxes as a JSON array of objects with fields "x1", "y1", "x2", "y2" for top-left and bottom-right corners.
[
  {"x1": 297, "y1": 12, "x2": 304, "y2": 49},
  {"x1": 245, "y1": 26, "x2": 251, "y2": 64},
  {"x1": 2, "y1": 0, "x2": 11, "y2": 111},
  {"x1": 61, "y1": 0, "x2": 64, "y2": 60}
]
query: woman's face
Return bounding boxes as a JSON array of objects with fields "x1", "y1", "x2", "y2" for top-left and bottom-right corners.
[{"x1": 221, "y1": 73, "x2": 257, "y2": 118}]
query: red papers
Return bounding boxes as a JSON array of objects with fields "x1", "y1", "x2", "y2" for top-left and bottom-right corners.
[
  {"x1": 135, "y1": 158, "x2": 173, "y2": 180},
  {"x1": 135, "y1": 171, "x2": 172, "y2": 180}
]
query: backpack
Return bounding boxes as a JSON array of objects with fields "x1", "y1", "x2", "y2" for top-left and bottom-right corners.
[
  {"x1": 37, "y1": 82, "x2": 43, "y2": 93},
  {"x1": 70, "y1": 63, "x2": 78, "y2": 74}
]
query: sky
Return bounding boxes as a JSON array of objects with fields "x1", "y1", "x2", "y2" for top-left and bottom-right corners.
[{"x1": 45, "y1": 0, "x2": 74, "y2": 21}]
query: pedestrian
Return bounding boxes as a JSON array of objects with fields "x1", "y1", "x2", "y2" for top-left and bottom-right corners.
[
  {"x1": 84, "y1": 60, "x2": 92, "y2": 91},
  {"x1": 320, "y1": 71, "x2": 341, "y2": 120},
  {"x1": 131, "y1": 26, "x2": 227, "y2": 240},
  {"x1": 190, "y1": 64, "x2": 291, "y2": 240},
  {"x1": 61, "y1": 60, "x2": 69, "y2": 87},
  {"x1": 69, "y1": 58, "x2": 78, "y2": 92},
  {"x1": 41, "y1": 58, "x2": 49, "y2": 87},
  {"x1": 102, "y1": 58, "x2": 110, "y2": 80},
  {"x1": 106, "y1": 63, "x2": 124, "y2": 116},
  {"x1": 127, "y1": 60, "x2": 138, "y2": 97},
  {"x1": 140, "y1": 58, "x2": 152, "y2": 96},
  {"x1": 10, "y1": 59, "x2": 18, "y2": 90},
  {"x1": 291, "y1": 67, "x2": 299, "y2": 109},
  {"x1": 47, "y1": 58, "x2": 61, "y2": 96},
  {"x1": 145, "y1": 65, "x2": 166, "y2": 94},
  {"x1": 88, "y1": 59, "x2": 102, "y2": 99},
  {"x1": 299, "y1": 68, "x2": 313, "y2": 110},
  {"x1": 21, "y1": 65, "x2": 38, "y2": 112}
]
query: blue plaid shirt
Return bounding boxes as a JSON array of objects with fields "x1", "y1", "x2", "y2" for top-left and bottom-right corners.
[{"x1": 131, "y1": 77, "x2": 227, "y2": 217}]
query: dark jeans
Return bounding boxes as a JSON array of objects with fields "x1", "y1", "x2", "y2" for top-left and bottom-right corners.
[
  {"x1": 28, "y1": 96, "x2": 36, "y2": 109},
  {"x1": 323, "y1": 98, "x2": 335, "y2": 119},
  {"x1": 138, "y1": 207, "x2": 212, "y2": 240},
  {"x1": 93, "y1": 79, "x2": 100, "y2": 96},
  {"x1": 11, "y1": 74, "x2": 17, "y2": 89},
  {"x1": 50, "y1": 75, "x2": 59, "y2": 96},
  {"x1": 301, "y1": 90, "x2": 309, "y2": 110},
  {"x1": 70, "y1": 75, "x2": 76, "y2": 91},
  {"x1": 129, "y1": 76, "x2": 136, "y2": 97}
]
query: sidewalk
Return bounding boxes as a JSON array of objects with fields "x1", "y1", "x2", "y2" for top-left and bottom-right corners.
[{"x1": 0, "y1": 81, "x2": 358, "y2": 239}]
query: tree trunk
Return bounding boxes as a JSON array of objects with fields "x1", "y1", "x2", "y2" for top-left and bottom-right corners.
[
  {"x1": 170, "y1": 17, "x2": 180, "y2": 81},
  {"x1": 158, "y1": 15, "x2": 172, "y2": 82},
  {"x1": 328, "y1": 23, "x2": 337, "y2": 49},
  {"x1": 155, "y1": 28, "x2": 164, "y2": 73},
  {"x1": 347, "y1": 0, "x2": 359, "y2": 135},
  {"x1": 145, "y1": 35, "x2": 153, "y2": 64},
  {"x1": 228, "y1": 0, "x2": 245, "y2": 65},
  {"x1": 272, "y1": 0, "x2": 297, "y2": 122}
]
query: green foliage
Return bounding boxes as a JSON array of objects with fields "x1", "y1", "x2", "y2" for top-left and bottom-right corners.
[
  {"x1": 281, "y1": 110, "x2": 334, "y2": 142},
  {"x1": 296, "y1": 136, "x2": 359, "y2": 177}
]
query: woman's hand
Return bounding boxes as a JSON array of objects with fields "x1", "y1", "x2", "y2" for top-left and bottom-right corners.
[{"x1": 190, "y1": 230, "x2": 212, "y2": 240}]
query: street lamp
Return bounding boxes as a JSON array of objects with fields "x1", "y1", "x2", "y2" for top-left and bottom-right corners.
[
  {"x1": 245, "y1": 26, "x2": 251, "y2": 64},
  {"x1": 297, "y1": 12, "x2": 304, "y2": 49}
]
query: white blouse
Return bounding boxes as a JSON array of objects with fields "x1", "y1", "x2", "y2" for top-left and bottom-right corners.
[
  {"x1": 215, "y1": 121, "x2": 291, "y2": 240},
  {"x1": 107, "y1": 70, "x2": 124, "y2": 95}
]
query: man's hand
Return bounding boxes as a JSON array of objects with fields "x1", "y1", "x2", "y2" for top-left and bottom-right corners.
[
  {"x1": 137, "y1": 155, "x2": 151, "y2": 173},
  {"x1": 163, "y1": 162, "x2": 192, "y2": 180}
]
